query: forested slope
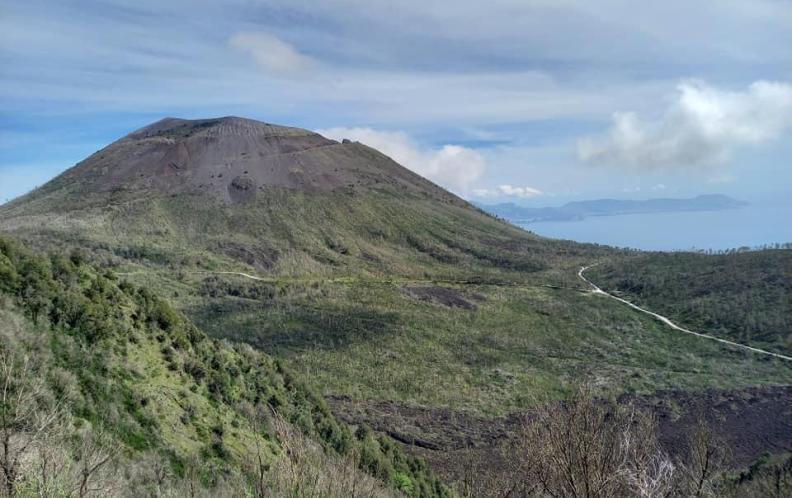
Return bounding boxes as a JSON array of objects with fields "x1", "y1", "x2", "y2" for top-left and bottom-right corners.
[{"x1": 0, "y1": 237, "x2": 448, "y2": 497}]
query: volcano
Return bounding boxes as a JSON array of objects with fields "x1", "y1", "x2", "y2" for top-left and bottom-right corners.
[
  {"x1": 0, "y1": 116, "x2": 563, "y2": 279},
  {"x1": 13, "y1": 116, "x2": 461, "y2": 206}
]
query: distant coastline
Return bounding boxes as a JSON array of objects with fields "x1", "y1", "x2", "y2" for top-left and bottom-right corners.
[{"x1": 479, "y1": 194, "x2": 748, "y2": 224}]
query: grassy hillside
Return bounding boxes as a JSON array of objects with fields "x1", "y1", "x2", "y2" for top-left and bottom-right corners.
[
  {"x1": 587, "y1": 250, "x2": 792, "y2": 356},
  {"x1": 0, "y1": 237, "x2": 450, "y2": 497},
  {"x1": 179, "y1": 268, "x2": 792, "y2": 415},
  {"x1": 4, "y1": 189, "x2": 790, "y2": 416},
  {"x1": 1, "y1": 186, "x2": 603, "y2": 286},
  {"x1": 2, "y1": 117, "x2": 791, "y2": 475}
]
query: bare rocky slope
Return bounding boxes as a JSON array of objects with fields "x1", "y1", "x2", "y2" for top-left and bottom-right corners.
[{"x1": 3, "y1": 116, "x2": 461, "y2": 211}]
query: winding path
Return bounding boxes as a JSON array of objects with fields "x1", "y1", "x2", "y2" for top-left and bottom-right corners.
[
  {"x1": 187, "y1": 270, "x2": 269, "y2": 281},
  {"x1": 114, "y1": 269, "x2": 578, "y2": 290},
  {"x1": 115, "y1": 270, "x2": 272, "y2": 281},
  {"x1": 578, "y1": 266, "x2": 792, "y2": 362}
]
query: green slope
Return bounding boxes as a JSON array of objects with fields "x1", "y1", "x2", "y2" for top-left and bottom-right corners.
[
  {"x1": 1, "y1": 186, "x2": 601, "y2": 285},
  {"x1": 1, "y1": 117, "x2": 790, "y2": 420},
  {"x1": 0, "y1": 237, "x2": 450, "y2": 497}
]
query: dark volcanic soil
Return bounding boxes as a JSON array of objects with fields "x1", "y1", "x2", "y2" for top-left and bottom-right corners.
[
  {"x1": 402, "y1": 285, "x2": 483, "y2": 310},
  {"x1": 43, "y1": 116, "x2": 464, "y2": 206},
  {"x1": 625, "y1": 387, "x2": 792, "y2": 467},
  {"x1": 329, "y1": 386, "x2": 792, "y2": 482}
]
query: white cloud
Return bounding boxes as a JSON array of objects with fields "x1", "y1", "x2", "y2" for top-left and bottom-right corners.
[
  {"x1": 316, "y1": 127, "x2": 486, "y2": 192},
  {"x1": 228, "y1": 32, "x2": 315, "y2": 77},
  {"x1": 497, "y1": 184, "x2": 544, "y2": 198},
  {"x1": 472, "y1": 185, "x2": 544, "y2": 199},
  {"x1": 578, "y1": 80, "x2": 792, "y2": 168}
]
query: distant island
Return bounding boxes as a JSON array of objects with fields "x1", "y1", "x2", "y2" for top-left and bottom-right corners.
[{"x1": 479, "y1": 194, "x2": 748, "y2": 223}]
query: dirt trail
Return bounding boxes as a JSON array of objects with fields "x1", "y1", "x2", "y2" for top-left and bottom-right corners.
[
  {"x1": 188, "y1": 270, "x2": 268, "y2": 281},
  {"x1": 114, "y1": 269, "x2": 582, "y2": 291},
  {"x1": 579, "y1": 266, "x2": 792, "y2": 362},
  {"x1": 115, "y1": 270, "x2": 270, "y2": 281}
]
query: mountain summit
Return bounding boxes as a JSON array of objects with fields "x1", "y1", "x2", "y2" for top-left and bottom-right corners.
[
  {"x1": 1, "y1": 116, "x2": 552, "y2": 279},
  {"x1": 32, "y1": 116, "x2": 458, "y2": 205}
]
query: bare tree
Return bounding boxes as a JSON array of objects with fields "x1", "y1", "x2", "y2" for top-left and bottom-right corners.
[
  {"x1": 514, "y1": 387, "x2": 676, "y2": 498},
  {"x1": 626, "y1": 450, "x2": 677, "y2": 498},
  {"x1": 29, "y1": 429, "x2": 71, "y2": 497},
  {"x1": 728, "y1": 455, "x2": 792, "y2": 498},
  {"x1": 70, "y1": 426, "x2": 118, "y2": 498},
  {"x1": 454, "y1": 444, "x2": 537, "y2": 498},
  {"x1": 449, "y1": 387, "x2": 686, "y2": 498},
  {"x1": 237, "y1": 401, "x2": 270, "y2": 497},
  {"x1": 0, "y1": 352, "x2": 62, "y2": 496},
  {"x1": 677, "y1": 418, "x2": 730, "y2": 498}
]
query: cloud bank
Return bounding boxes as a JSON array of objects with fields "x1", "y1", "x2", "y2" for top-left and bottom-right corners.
[
  {"x1": 316, "y1": 127, "x2": 486, "y2": 193},
  {"x1": 578, "y1": 80, "x2": 792, "y2": 168}
]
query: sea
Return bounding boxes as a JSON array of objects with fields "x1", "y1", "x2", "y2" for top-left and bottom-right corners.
[{"x1": 517, "y1": 201, "x2": 792, "y2": 251}]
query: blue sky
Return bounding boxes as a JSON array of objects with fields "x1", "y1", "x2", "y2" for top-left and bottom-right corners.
[{"x1": 2, "y1": 0, "x2": 792, "y2": 205}]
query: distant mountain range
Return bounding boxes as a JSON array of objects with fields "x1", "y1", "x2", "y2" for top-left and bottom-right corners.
[{"x1": 479, "y1": 194, "x2": 748, "y2": 223}]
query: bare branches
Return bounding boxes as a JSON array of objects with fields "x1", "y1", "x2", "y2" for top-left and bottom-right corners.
[
  {"x1": 453, "y1": 387, "x2": 681, "y2": 498},
  {"x1": 520, "y1": 387, "x2": 676, "y2": 498},
  {"x1": 0, "y1": 352, "x2": 63, "y2": 497},
  {"x1": 0, "y1": 349, "x2": 120, "y2": 498},
  {"x1": 71, "y1": 426, "x2": 118, "y2": 498},
  {"x1": 677, "y1": 418, "x2": 730, "y2": 498}
]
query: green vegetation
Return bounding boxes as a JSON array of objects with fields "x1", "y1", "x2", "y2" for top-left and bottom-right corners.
[
  {"x1": 3, "y1": 190, "x2": 792, "y2": 416},
  {"x1": 588, "y1": 250, "x2": 792, "y2": 355},
  {"x1": 2, "y1": 117, "x2": 791, "y2": 491},
  {"x1": 183, "y1": 272, "x2": 792, "y2": 414},
  {"x1": 1, "y1": 187, "x2": 603, "y2": 286},
  {"x1": 0, "y1": 237, "x2": 450, "y2": 496}
]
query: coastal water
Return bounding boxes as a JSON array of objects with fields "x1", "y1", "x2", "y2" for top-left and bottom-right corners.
[{"x1": 518, "y1": 202, "x2": 792, "y2": 251}]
